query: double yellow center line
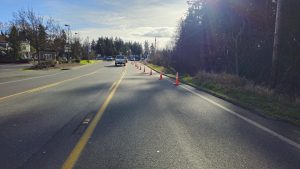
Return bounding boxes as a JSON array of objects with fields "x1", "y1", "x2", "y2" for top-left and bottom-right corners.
[{"x1": 61, "y1": 67, "x2": 127, "y2": 169}]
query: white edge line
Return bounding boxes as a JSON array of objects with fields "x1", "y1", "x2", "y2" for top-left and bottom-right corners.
[
  {"x1": 0, "y1": 62, "x2": 102, "y2": 85},
  {"x1": 0, "y1": 61, "x2": 105, "y2": 85},
  {"x1": 0, "y1": 71, "x2": 64, "y2": 85},
  {"x1": 131, "y1": 64, "x2": 300, "y2": 149},
  {"x1": 164, "y1": 76, "x2": 300, "y2": 150}
]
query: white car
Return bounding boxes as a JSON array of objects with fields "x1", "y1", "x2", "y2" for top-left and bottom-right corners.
[{"x1": 115, "y1": 55, "x2": 126, "y2": 66}]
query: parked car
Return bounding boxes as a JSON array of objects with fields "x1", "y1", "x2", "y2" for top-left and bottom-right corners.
[
  {"x1": 134, "y1": 56, "x2": 141, "y2": 61},
  {"x1": 96, "y1": 55, "x2": 104, "y2": 60},
  {"x1": 115, "y1": 55, "x2": 126, "y2": 66},
  {"x1": 129, "y1": 56, "x2": 135, "y2": 61},
  {"x1": 105, "y1": 56, "x2": 114, "y2": 61}
]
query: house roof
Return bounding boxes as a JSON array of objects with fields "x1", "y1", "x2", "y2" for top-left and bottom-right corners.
[{"x1": 0, "y1": 36, "x2": 8, "y2": 43}]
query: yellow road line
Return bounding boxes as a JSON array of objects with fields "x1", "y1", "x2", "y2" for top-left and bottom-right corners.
[
  {"x1": 61, "y1": 66, "x2": 127, "y2": 169},
  {"x1": 109, "y1": 81, "x2": 117, "y2": 91},
  {"x1": 0, "y1": 70, "x2": 100, "y2": 102}
]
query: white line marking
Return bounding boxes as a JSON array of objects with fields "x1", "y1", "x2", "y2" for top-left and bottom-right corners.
[
  {"x1": 145, "y1": 66, "x2": 300, "y2": 150},
  {"x1": 0, "y1": 72, "x2": 64, "y2": 85},
  {"x1": 0, "y1": 63, "x2": 102, "y2": 85},
  {"x1": 178, "y1": 84, "x2": 300, "y2": 150}
]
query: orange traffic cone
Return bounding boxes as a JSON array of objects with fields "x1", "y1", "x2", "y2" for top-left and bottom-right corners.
[
  {"x1": 175, "y1": 72, "x2": 179, "y2": 86},
  {"x1": 159, "y1": 71, "x2": 163, "y2": 80},
  {"x1": 150, "y1": 69, "x2": 152, "y2": 75}
]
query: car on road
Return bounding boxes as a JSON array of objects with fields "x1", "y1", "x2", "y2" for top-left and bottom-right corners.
[
  {"x1": 134, "y1": 55, "x2": 141, "y2": 61},
  {"x1": 96, "y1": 56, "x2": 104, "y2": 60},
  {"x1": 105, "y1": 56, "x2": 114, "y2": 61},
  {"x1": 129, "y1": 56, "x2": 135, "y2": 61},
  {"x1": 115, "y1": 55, "x2": 126, "y2": 66}
]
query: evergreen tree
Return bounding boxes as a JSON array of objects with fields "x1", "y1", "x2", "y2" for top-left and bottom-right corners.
[
  {"x1": 38, "y1": 24, "x2": 47, "y2": 51},
  {"x1": 8, "y1": 25, "x2": 20, "y2": 60},
  {"x1": 91, "y1": 40, "x2": 96, "y2": 53},
  {"x1": 144, "y1": 41, "x2": 150, "y2": 56}
]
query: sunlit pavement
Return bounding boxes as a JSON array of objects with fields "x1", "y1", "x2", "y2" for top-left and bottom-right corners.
[{"x1": 0, "y1": 61, "x2": 300, "y2": 169}]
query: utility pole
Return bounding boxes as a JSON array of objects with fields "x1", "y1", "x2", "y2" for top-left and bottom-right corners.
[
  {"x1": 154, "y1": 36, "x2": 157, "y2": 54},
  {"x1": 271, "y1": 0, "x2": 283, "y2": 88},
  {"x1": 87, "y1": 36, "x2": 90, "y2": 61},
  {"x1": 35, "y1": 26, "x2": 39, "y2": 64}
]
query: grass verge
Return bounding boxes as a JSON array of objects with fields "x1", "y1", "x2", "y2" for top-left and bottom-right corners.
[
  {"x1": 146, "y1": 63, "x2": 176, "y2": 78},
  {"x1": 147, "y1": 63, "x2": 300, "y2": 126},
  {"x1": 80, "y1": 60, "x2": 100, "y2": 65}
]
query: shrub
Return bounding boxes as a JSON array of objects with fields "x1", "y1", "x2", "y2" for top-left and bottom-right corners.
[
  {"x1": 194, "y1": 71, "x2": 247, "y2": 88},
  {"x1": 32, "y1": 60, "x2": 57, "y2": 69},
  {"x1": 74, "y1": 59, "x2": 81, "y2": 63}
]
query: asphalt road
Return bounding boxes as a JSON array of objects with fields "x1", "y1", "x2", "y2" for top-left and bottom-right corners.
[
  {"x1": 0, "y1": 61, "x2": 300, "y2": 169},
  {"x1": 0, "y1": 63, "x2": 61, "y2": 84},
  {"x1": 0, "y1": 63, "x2": 33, "y2": 70}
]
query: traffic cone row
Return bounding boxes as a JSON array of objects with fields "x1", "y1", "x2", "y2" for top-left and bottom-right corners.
[
  {"x1": 137, "y1": 63, "x2": 153, "y2": 76},
  {"x1": 134, "y1": 63, "x2": 180, "y2": 86}
]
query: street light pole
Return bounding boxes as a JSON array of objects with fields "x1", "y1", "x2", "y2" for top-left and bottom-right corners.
[
  {"x1": 74, "y1": 32, "x2": 82, "y2": 59},
  {"x1": 64, "y1": 24, "x2": 71, "y2": 61},
  {"x1": 75, "y1": 32, "x2": 79, "y2": 42}
]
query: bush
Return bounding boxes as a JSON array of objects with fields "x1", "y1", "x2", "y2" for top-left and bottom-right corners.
[
  {"x1": 194, "y1": 71, "x2": 247, "y2": 88},
  {"x1": 32, "y1": 60, "x2": 57, "y2": 69},
  {"x1": 163, "y1": 67, "x2": 176, "y2": 74},
  {"x1": 149, "y1": 49, "x2": 172, "y2": 67},
  {"x1": 193, "y1": 71, "x2": 274, "y2": 98},
  {"x1": 74, "y1": 59, "x2": 81, "y2": 63},
  {"x1": 58, "y1": 57, "x2": 68, "y2": 64}
]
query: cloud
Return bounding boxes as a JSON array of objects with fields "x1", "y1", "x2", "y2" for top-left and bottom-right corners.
[
  {"x1": 44, "y1": 0, "x2": 188, "y2": 47},
  {"x1": 132, "y1": 27, "x2": 175, "y2": 38},
  {"x1": 142, "y1": 28, "x2": 174, "y2": 38}
]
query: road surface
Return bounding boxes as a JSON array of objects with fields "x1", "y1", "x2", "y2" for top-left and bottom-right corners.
[{"x1": 0, "y1": 61, "x2": 299, "y2": 169}]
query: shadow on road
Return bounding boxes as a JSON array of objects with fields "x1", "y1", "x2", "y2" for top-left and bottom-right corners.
[{"x1": 104, "y1": 65, "x2": 126, "y2": 68}]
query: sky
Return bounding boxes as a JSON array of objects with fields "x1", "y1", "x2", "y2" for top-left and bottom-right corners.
[{"x1": 0, "y1": 0, "x2": 188, "y2": 48}]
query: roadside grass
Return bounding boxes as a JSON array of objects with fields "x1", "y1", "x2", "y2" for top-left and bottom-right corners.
[
  {"x1": 146, "y1": 63, "x2": 176, "y2": 78},
  {"x1": 24, "y1": 60, "x2": 100, "y2": 70},
  {"x1": 80, "y1": 60, "x2": 100, "y2": 65},
  {"x1": 148, "y1": 63, "x2": 300, "y2": 126}
]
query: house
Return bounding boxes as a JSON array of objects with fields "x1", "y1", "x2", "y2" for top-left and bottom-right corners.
[
  {"x1": 0, "y1": 35, "x2": 9, "y2": 55},
  {"x1": 19, "y1": 40, "x2": 31, "y2": 59},
  {"x1": 0, "y1": 36, "x2": 31, "y2": 59}
]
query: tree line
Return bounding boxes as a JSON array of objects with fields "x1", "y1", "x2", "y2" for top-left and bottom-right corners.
[
  {"x1": 91, "y1": 37, "x2": 143, "y2": 57},
  {"x1": 152, "y1": 0, "x2": 300, "y2": 98},
  {"x1": 0, "y1": 9, "x2": 143, "y2": 62},
  {"x1": 0, "y1": 9, "x2": 67, "y2": 61}
]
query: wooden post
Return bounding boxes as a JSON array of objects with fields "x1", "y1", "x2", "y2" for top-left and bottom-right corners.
[{"x1": 271, "y1": 0, "x2": 283, "y2": 88}]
